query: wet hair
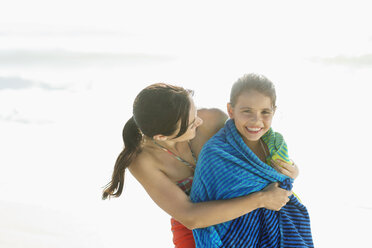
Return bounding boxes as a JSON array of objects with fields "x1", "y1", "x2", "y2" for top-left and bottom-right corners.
[
  {"x1": 102, "y1": 83, "x2": 193, "y2": 199},
  {"x1": 230, "y1": 73, "x2": 276, "y2": 108}
]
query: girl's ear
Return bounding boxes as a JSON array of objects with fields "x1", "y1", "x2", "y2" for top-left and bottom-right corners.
[
  {"x1": 227, "y1": 103, "x2": 234, "y2": 119},
  {"x1": 153, "y1": 134, "x2": 168, "y2": 141},
  {"x1": 273, "y1": 105, "x2": 277, "y2": 116}
]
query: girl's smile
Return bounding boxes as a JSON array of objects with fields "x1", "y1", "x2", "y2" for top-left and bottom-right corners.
[{"x1": 245, "y1": 127, "x2": 264, "y2": 133}]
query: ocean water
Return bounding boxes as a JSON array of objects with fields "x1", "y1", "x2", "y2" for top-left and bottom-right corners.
[{"x1": 1, "y1": 1, "x2": 372, "y2": 247}]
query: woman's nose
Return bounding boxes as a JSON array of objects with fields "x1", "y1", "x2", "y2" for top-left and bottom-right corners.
[{"x1": 196, "y1": 116, "x2": 203, "y2": 126}]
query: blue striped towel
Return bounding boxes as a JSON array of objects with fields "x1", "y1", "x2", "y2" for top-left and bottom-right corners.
[{"x1": 190, "y1": 119, "x2": 313, "y2": 248}]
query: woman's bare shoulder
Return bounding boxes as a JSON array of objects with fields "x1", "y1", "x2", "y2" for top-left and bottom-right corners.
[
  {"x1": 128, "y1": 148, "x2": 162, "y2": 178},
  {"x1": 197, "y1": 108, "x2": 227, "y2": 121},
  {"x1": 197, "y1": 108, "x2": 228, "y2": 135},
  {"x1": 191, "y1": 108, "x2": 228, "y2": 157}
]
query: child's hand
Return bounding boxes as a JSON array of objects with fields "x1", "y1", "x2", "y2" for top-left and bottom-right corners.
[
  {"x1": 260, "y1": 182, "x2": 292, "y2": 211},
  {"x1": 271, "y1": 159, "x2": 299, "y2": 179}
]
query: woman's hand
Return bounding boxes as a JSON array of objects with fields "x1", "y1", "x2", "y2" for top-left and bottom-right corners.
[
  {"x1": 260, "y1": 182, "x2": 292, "y2": 211},
  {"x1": 271, "y1": 159, "x2": 299, "y2": 179}
]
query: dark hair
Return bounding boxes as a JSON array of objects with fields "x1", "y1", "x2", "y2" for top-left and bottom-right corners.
[
  {"x1": 102, "y1": 83, "x2": 193, "y2": 199},
  {"x1": 230, "y1": 73, "x2": 276, "y2": 107}
]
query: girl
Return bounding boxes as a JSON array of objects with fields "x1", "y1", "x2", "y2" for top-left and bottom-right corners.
[{"x1": 190, "y1": 74, "x2": 313, "y2": 247}]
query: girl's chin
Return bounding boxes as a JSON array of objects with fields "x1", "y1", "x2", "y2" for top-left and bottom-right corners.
[
  {"x1": 243, "y1": 131, "x2": 265, "y2": 142},
  {"x1": 237, "y1": 131, "x2": 261, "y2": 142},
  {"x1": 244, "y1": 136, "x2": 261, "y2": 142}
]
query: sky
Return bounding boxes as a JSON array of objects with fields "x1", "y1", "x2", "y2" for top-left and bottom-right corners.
[{"x1": 1, "y1": 0, "x2": 372, "y2": 247}]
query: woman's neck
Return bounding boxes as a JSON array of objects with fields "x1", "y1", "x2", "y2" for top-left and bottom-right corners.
[{"x1": 152, "y1": 139, "x2": 179, "y2": 152}]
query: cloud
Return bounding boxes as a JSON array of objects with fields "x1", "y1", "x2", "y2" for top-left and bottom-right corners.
[
  {"x1": 309, "y1": 54, "x2": 372, "y2": 68},
  {"x1": 0, "y1": 115, "x2": 31, "y2": 124},
  {"x1": 0, "y1": 77, "x2": 62, "y2": 124},
  {"x1": 0, "y1": 76, "x2": 65, "y2": 90},
  {"x1": 0, "y1": 29, "x2": 131, "y2": 37},
  {"x1": 0, "y1": 50, "x2": 176, "y2": 67},
  {"x1": 0, "y1": 24, "x2": 135, "y2": 37},
  {"x1": 0, "y1": 109, "x2": 53, "y2": 124}
]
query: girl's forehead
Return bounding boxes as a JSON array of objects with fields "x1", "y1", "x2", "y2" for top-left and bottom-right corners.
[{"x1": 235, "y1": 90, "x2": 273, "y2": 108}]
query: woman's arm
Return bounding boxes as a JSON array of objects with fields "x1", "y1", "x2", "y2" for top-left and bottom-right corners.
[{"x1": 129, "y1": 156, "x2": 291, "y2": 230}]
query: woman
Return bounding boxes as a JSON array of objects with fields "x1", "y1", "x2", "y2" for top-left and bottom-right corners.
[{"x1": 102, "y1": 83, "x2": 295, "y2": 248}]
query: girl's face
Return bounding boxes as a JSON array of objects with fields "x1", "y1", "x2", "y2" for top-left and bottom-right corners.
[{"x1": 227, "y1": 90, "x2": 275, "y2": 144}]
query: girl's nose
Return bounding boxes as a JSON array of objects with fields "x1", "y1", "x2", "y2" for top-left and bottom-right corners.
[{"x1": 249, "y1": 113, "x2": 259, "y2": 122}]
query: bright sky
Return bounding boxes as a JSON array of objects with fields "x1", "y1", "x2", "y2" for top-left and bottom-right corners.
[{"x1": 1, "y1": 1, "x2": 372, "y2": 247}]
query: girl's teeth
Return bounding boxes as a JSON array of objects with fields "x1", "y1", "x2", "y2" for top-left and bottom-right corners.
[{"x1": 247, "y1": 127, "x2": 261, "y2": 131}]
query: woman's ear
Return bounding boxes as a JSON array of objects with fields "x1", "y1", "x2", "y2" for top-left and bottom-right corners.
[
  {"x1": 153, "y1": 134, "x2": 168, "y2": 141},
  {"x1": 227, "y1": 103, "x2": 234, "y2": 119}
]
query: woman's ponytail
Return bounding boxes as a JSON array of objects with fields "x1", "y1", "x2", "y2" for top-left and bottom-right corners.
[{"x1": 102, "y1": 117, "x2": 142, "y2": 199}]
